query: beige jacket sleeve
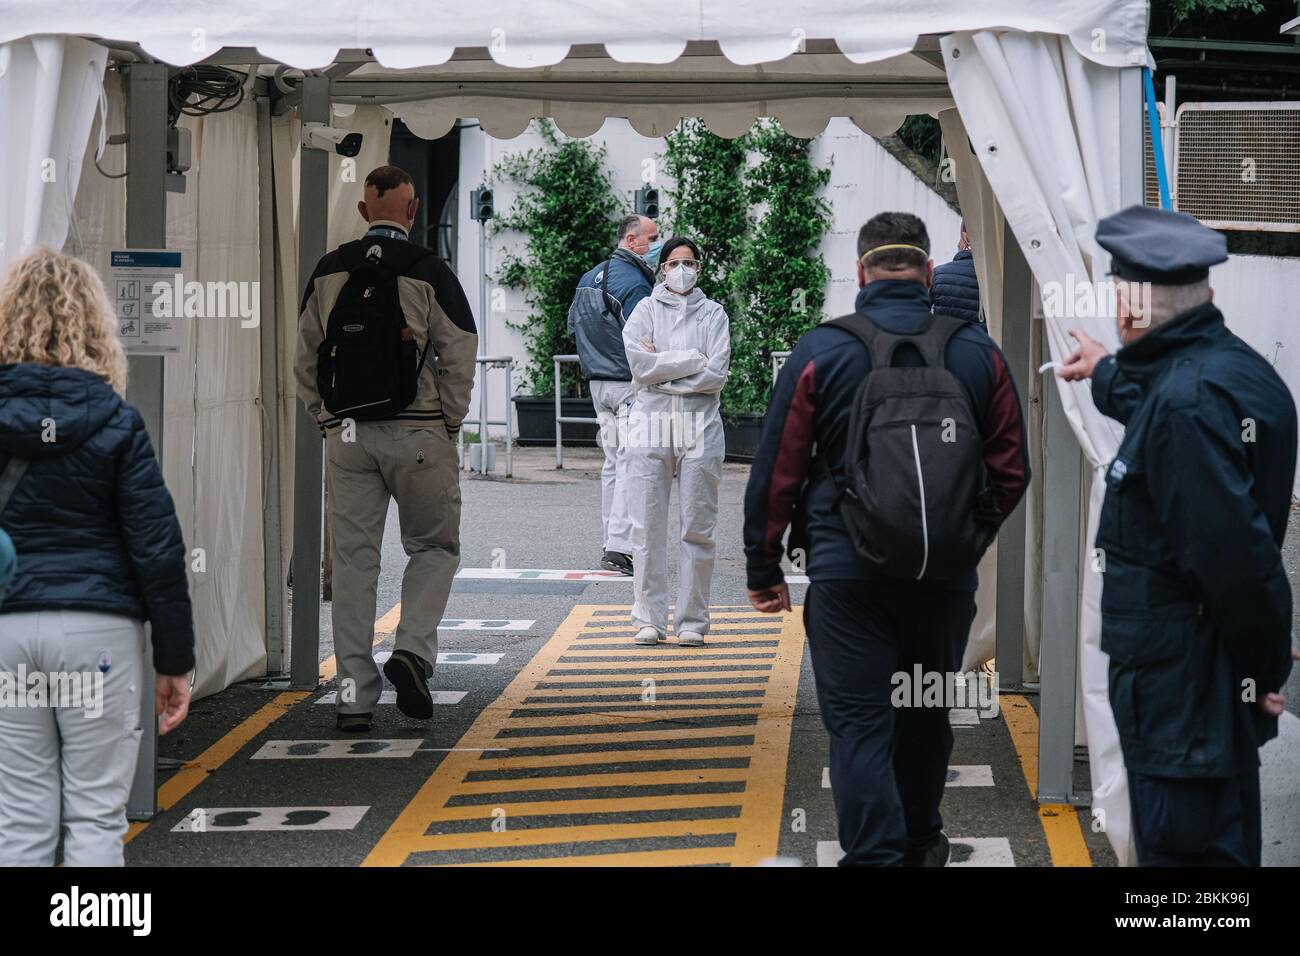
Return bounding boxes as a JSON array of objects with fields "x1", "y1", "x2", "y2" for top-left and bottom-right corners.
[{"x1": 420, "y1": 257, "x2": 478, "y2": 435}]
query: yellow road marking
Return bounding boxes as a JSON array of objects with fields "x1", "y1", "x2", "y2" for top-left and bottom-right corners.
[
  {"x1": 425, "y1": 792, "x2": 747, "y2": 821},
  {"x1": 441, "y1": 847, "x2": 732, "y2": 867},
  {"x1": 319, "y1": 601, "x2": 402, "y2": 682},
  {"x1": 364, "y1": 604, "x2": 804, "y2": 867},
  {"x1": 1001, "y1": 693, "x2": 1093, "y2": 867}
]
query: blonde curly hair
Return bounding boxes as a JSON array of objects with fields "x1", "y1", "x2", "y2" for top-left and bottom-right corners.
[{"x1": 0, "y1": 248, "x2": 128, "y2": 395}]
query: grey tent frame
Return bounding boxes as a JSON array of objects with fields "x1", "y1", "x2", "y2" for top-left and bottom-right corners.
[{"x1": 109, "y1": 40, "x2": 1146, "y2": 818}]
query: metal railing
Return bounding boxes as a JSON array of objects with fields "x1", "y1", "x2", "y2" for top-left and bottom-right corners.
[
  {"x1": 553, "y1": 354, "x2": 602, "y2": 469},
  {"x1": 457, "y1": 355, "x2": 515, "y2": 477}
]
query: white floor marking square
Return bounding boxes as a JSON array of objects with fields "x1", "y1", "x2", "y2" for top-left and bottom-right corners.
[
  {"x1": 373, "y1": 651, "x2": 503, "y2": 666},
  {"x1": 949, "y1": 708, "x2": 980, "y2": 726},
  {"x1": 816, "y1": 836, "x2": 1015, "y2": 866},
  {"x1": 315, "y1": 690, "x2": 466, "y2": 705},
  {"x1": 251, "y1": 739, "x2": 422, "y2": 759},
  {"x1": 437, "y1": 652, "x2": 503, "y2": 665},
  {"x1": 439, "y1": 619, "x2": 534, "y2": 631},
  {"x1": 946, "y1": 765, "x2": 994, "y2": 787},
  {"x1": 821, "y1": 764, "x2": 994, "y2": 791},
  {"x1": 950, "y1": 837, "x2": 1015, "y2": 867},
  {"x1": 455, "y1": 568, "x2": 632, "y2": 582},
  {"x1": 816, "y1": 841, "x2": 843, "y2": 867},
  {"x1": 172, "y1": 806, "x2": 369, "y2": 832}
]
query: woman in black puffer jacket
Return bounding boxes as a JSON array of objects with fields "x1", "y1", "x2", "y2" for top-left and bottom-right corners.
[{"x1": 0, "y1": 248, "x2": 194, "y2": 867}]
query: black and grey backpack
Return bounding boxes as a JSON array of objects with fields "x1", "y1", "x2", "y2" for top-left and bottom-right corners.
[
  {"x1": 316, "y1": 240, "x2": 434, "y2": 421},
  {"x1": 826, "y1": 312, "x2": 995, "y2": 581}
]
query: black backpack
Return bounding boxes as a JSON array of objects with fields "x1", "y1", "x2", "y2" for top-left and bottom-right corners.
[
  {"x1": 316, "y1": 240, "x2": 434, "y2": 422},
  {"x1": 826, "y1": 311, "x2": 996, "y2": 581}
]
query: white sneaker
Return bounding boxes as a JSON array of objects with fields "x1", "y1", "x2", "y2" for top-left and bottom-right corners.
[
  {"x1": 634, "y1": 627, "x2": 662, "y2": 645},
  {"x1": 677, "y1": 631, "x2": 705, "y2": 647}
]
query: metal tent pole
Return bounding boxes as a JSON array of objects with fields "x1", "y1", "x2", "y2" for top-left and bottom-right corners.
[
  {"x1": 289, "y1": 75, "x2": 330, "y2": 690},
  {"x1": 995, "y1": 217, "x2": 1031, "y2": 694},
  {"x1": 123, "y1": 61, "x2": 168, "y2": 820}
]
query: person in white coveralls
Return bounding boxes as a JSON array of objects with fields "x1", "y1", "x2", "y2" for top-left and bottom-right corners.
[{"x1": 621, "y1": 237, "x2": 731, "y2": 647}]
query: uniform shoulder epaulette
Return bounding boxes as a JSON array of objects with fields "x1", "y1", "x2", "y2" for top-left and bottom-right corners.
[{"x1": 1162, "y1": 355, "x2": 1202, "y2": 411}]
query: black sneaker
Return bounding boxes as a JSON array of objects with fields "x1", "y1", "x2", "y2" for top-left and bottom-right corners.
[
  {"x1": 903, "y1": 831, "x2": 951, "y2": 867},
  {"x1": 383, "y1": 649, "x2": 434, "y2": 720},
  {"x1": 601, "y1": 551, "x2": 633, "y2": 575},
  {"x1": 336, "y1": 712, "x2": 372, "y2": 733}
]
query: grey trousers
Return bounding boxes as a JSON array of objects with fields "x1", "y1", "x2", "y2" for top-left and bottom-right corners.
[
  {"x1": 0, "y1": 609, "x2": 145, "y2": 867},
  {"x1": 326, "y1": 423, "x2": 461, "y2": 715}
]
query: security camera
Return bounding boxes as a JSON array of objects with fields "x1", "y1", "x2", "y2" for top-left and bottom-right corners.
[{"x1": 302, "y1": 122, "x2": 363, "y2": 157}]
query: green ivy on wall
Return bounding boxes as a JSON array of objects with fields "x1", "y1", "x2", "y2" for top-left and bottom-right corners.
[
  {"x1": 725, "y1": 121, "x2": 832, "y2": 415},
  {"x1": 493, "y1": 120, "x2": 620, "y2": 396},
  {"x1": 494, "y1": 118, "x2": 832, "y2": 410},
  {"x1": 661, "y1": 119, "x2": 750, "y2": 310}
]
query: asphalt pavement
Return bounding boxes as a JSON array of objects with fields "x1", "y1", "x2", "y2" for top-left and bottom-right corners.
[{"x1": 123, "y1": 445, "x2": 1298, "y2": 867}]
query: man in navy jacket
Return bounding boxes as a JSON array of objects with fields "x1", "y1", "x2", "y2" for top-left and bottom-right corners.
[
  {"x1": 931, "y1": 221, "x2": 983, "y2": 328},
  {"x1": 743, "y1": 212, "x2": 1029, "y2": 866}
]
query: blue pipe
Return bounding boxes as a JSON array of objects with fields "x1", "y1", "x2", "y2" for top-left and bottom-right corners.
[{"x1": 1143, "y1": 66, "x2": 1173, "y2": 210}]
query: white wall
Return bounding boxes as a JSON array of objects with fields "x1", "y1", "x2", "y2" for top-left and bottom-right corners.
[
  {"x1": 1210, "y1": 254, "x2": 1300, "y2": 496},
  {"x1": 455, "y1": 117, "x2": 960, "y2": 440}
]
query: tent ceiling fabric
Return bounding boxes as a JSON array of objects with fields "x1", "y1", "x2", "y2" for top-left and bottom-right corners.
[
  {"x1": 5, "y1": 0, "x2": 1149, "y2": 71},
  {"x1": 343, "y1": 48, "x2": 953, "y2": 139}
]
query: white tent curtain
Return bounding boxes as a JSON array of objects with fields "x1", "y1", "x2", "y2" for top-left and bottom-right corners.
[
  {"x1": 938, "y1": 106, "x2": 1042, "y2": 686},
  {"x1": 0, "y1": 36, "x2": 106, "y2": 268},
  {"x1": 68, "y1": 72, "x2": 268, "y2": 699},
  {"x1": 942, "y1": 30, "x2": 1133, "y2": 863}
]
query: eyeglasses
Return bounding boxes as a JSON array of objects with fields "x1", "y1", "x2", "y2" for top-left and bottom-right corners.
[{"x1": 663, "y1": 258, "x2": 701, "y2": 270}]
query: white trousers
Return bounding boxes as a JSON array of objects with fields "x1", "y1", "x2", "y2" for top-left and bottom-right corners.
[
  {"x1": 627, "y1": 413, "x2": 724, "y2": 636},
  {"x1": 0, "y1": 610, "x2": 145, "y2": 867},
  {"x1": 589, "y1": 379, "x2": 635, "y2": 554}
]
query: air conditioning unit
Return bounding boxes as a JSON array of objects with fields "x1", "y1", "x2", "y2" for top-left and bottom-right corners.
[{"x1": 1146, "y1": 102, "x2": 1300, "y2": 232}]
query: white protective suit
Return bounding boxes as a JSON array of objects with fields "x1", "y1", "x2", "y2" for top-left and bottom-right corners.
[{"x1": 622, "y1": 282, "x2": 731, "y2": 637}]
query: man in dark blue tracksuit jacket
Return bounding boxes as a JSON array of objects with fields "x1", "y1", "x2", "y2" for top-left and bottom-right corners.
[
  {"x1": 1061, "y1": 205, "x2": 1297, "y2": 866},
  {"x1": 743, "y1": 212, "x2": 1029, "y2": 866},
  {"x1": 572, "y1": 214, "x2": 660, "y2": 573}
]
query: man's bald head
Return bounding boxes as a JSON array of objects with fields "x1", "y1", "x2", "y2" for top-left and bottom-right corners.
[
  {"x1": 618, "y1": 214, "x2": 659, "y2": 256},
  {"x1": 358, "y1": 165, "x2": 419, "y2": 231}
]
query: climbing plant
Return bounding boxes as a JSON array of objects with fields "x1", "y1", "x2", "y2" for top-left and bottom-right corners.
[
  {"x1": 493, "y1": 119, "x2": 621, "y2": 396},
  {"x1": 725, "y1": 120, "x2": 833, "y2": 414},
  {"x1": 661, "y1": 119, "x2": 750, "y2": 310}
]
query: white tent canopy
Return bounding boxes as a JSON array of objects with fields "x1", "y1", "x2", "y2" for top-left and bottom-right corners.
[
  {"x1": 0, "y1": 0, "x2": 1158, "y2": 862},
  {"x1": 4, "y1": 1, "x2": 1149, "y2": 69}
]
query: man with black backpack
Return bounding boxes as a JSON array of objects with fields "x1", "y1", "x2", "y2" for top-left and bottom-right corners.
[
  {"x1": 742, "y1": 212, "x2": 1029, "y2": 866},
  {"x1": 570, "y1": 214, "x2": 660, "y2": 575},
  {"x1": 295, "y1": 165, "x2": 477, "y2": 733}
]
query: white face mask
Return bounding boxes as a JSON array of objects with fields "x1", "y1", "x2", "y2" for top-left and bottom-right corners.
[{"x1": 665, "y1": 263, "x2": 698, "y2": 294}]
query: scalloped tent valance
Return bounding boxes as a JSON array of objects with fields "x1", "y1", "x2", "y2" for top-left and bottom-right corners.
[{"x1": 3, "y1": 0, "x2": 1149, "y2": 70}]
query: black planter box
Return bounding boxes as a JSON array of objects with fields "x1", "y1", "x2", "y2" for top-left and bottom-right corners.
[
  {"x1": 723, "y1": 410, "x2": 764, "y2": 463},
  {"x1": 513, "y1": 395, "x2": 601, "y2": 446}
]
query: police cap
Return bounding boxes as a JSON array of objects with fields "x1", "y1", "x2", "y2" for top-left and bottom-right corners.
[{"x1": 1096, "y1": 204, "x2": 1227, "y2": 284}]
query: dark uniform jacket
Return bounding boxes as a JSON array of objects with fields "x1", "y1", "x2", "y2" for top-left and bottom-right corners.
[
  {"x1": 743, "y1": 279, "x2": 1030, "y2": 592},
  {"x1": 1093, "y1": 302, "x2": 1295, "y2": 778}
]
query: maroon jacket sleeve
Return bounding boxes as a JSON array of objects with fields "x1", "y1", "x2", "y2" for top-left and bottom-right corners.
[
  {"x1": 743, "y1": 346, "x2": 817, "y2": 590},
  {"x1": 980, "y1": 346, "x2": 1030, "y2": 518}
]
